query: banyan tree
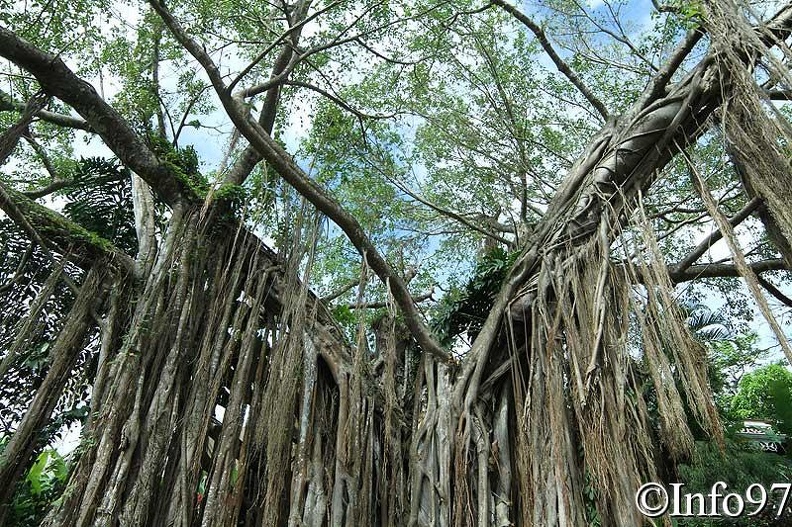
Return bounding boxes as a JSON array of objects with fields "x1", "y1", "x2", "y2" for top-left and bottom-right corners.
[{"x1": 1, "y1": 0, "x2": 792, "y2": 524}]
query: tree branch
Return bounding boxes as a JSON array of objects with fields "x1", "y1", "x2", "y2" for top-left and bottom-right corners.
[
  {"x1": 491, "y1": 0, "x2": 610, "y2": 121},
  {"x1": 0, "y1": 27, "x2": 190, "y2": 206},
  {"x1": 0, "y1": 90, "x2": 93, "y2": 132},
  {"x1": 0, "y1": 89, "x2": 136, "y2": 275},
  {"x1": 642, "y1": 28, "x2": 704, "y2": 102},
  {"x1": 23, "y1": 179, "x2": 72, "y2": 200},
  {"x1": 672, "y1": 196, "x2": 762, "y2": 274},
  {"x1": 225, "y1": 2, "x2": 324, "y2": 186},
  {"x1": 666, "y1": 258, "x2": 787, "y2": 282},
  {"x1": 389, "y1": 177, "x2": 512, "y2": 245},
  {"x1": 151, "y1": 0, "x2": 453, "y2": 362},
  {"x1": 767, "y1": 89, "x2": 792, "y2": 100},
  {"x1": 756, "y1": 274, "x2": 792, "y2": 308},
  {"x1": 0, "y1": 183, "x2": 135, "y2": 274},
  {"x1": 348, "y1": 290, "x2": 433, "y2": 310},
  {"x1": 234, "y1": 1, "x2": 461, "y2": 100},
  {"x1": 321, "y1": 278, "x2": 362, "y2": 303},
  {"x1": 227, "y1": 0, "x2": 336, "y2": 93},
  {"x1": 283, "y1": 80, "x2": 396, "y2": 119}
]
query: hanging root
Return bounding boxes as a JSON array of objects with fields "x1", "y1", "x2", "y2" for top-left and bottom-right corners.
[
  {"x1": 29, "y1": 206, "x2": 322, "y2": 526},
  {"x1": 701, "y1": 0, "x2": 792, "y2": 260},
  {"x1": 698, "y1": 0, "x2": 792, "y2": 364},
  {"x1": 0, "y1": 266, "x2": 106, "y2": 521},
  {"x1": 511, "y1": 201, "x2": 724, "y2": 525}
]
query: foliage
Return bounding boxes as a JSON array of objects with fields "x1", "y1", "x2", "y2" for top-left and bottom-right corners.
[
  {"x1": 331, "y1": 304, "x2": 356, "y2": 326},
  {"x1": 708, "y1": 333, "x2": 766, "y2": 397},
  {"x1": 684, "y1": 303, "x2": 732, "y2": 342},
  {"x1": 147, "y1": 134, "x2": 207, "y2": 195},
  {"x1": 0, "y1": 443, "x2": 69, "y2": 527},
  {"x1": 730, "y1": 364, "x2": 792, "y2": 429},
  {"x1": 666, "y1": 334, "x2": 792, "y2": 525},
  {"x1": 671, "y1": 0, "x2": 705, "y2": 28},
  {"x1": 676, "y1": 440, "x2": 792, "y2": 526},
  {"x1": 431, "y1": 246, "x2": 519, "y2": 346},
  {"x1": 62, "y1": 157, "x2": 137, "y2": 254}
]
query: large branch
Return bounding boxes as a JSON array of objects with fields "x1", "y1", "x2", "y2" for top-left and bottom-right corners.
[
  {"x1": 672, "y1": 196, "x2": 762, "y2": 274},
  {"x1": 150, "y1": 0, "x2": 452, "y2": 362},
  {"x1": 459, "y1": 2, "x2": 792, "y2": 382},
  {"x1": 666, "y1": 258, "x2": 787, "y2": 282},
  {"x1": 756, "y1": 274, "x2": 792, "y2": 308},
  {"x1": 0, "y1": 93, "x2": 134, "y2": 273},
  {"x1": 0, "y1": 185, "x2": 135, "y2": 273},
  {"x1": 0, "y1": 27, "x2": 190, "y2": 206}
]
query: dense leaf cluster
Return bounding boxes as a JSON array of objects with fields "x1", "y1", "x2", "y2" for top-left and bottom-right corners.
[
  {"x1": 432, "y1": 247, "x2": 519, "y2": 346},
  {"x1": 0, "y1": 443, "x2": 68, "y2": 527},
  {"x1": 677, "y1": 439, "x2": 792, "y2": 526},
  {"x1": 62, "y1": 157, "x2": 137, "y2": 254},
  {"x1": 147, "y1": 135, "x2": 207, "y2": 195}
]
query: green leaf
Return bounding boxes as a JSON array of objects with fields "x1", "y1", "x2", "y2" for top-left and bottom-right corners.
[{"x1": 26, "y1": 451, "x2": 50, "y2": 496}]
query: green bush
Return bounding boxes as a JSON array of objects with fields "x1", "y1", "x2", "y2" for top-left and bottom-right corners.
[
  {"x1": 0, "y1": 440, "x2": 69, "y2": 527},
  {"x1": 675, "y1": 440, "x2": 792, "y2": 526}
]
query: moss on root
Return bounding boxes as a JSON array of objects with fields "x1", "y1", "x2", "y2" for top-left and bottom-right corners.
[{"x1": 9, "y1": 187, "x2": 116, "y2": 257}]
